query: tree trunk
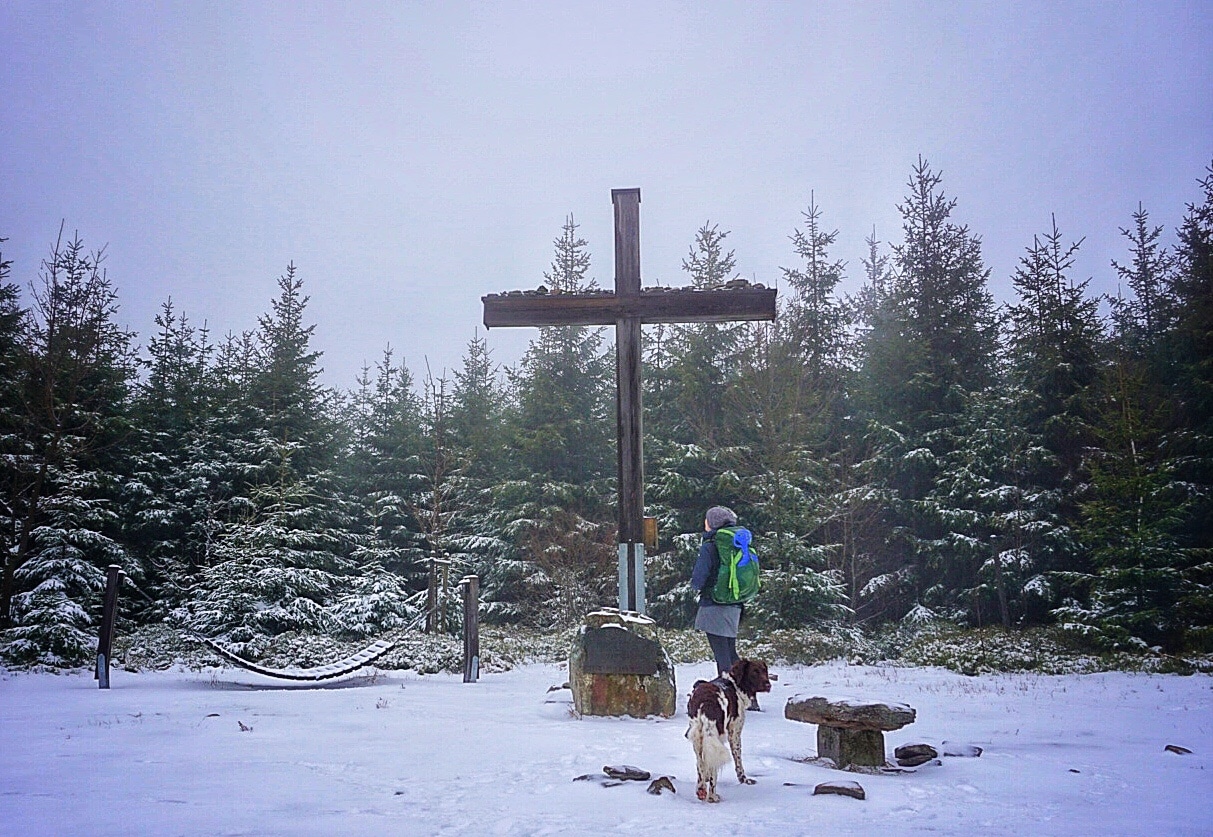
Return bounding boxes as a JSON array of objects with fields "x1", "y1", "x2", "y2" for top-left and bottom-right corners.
[{"x1": 994, "y1": 549, "x2": 1010, "y2": 629}]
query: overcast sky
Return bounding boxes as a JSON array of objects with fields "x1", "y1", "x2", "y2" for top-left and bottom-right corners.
[{"x1": 2, "y1": 1, "x2": 1210, "y2": 388}]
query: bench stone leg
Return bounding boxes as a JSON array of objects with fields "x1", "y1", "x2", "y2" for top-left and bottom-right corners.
[{"x1": 817, "y1": 725, "x2": 885, "y2": 768}]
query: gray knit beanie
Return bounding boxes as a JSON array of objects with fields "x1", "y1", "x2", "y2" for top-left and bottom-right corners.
[{"x1": 705, "y1": 505, "x2": 738, "y2": 530}]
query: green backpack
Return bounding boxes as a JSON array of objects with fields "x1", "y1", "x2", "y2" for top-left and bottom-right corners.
[{"x1": 710, "y1": 526, "x2": 760, "y2": 605}]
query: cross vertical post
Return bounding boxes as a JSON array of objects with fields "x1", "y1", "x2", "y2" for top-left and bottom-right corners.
[
  {"x1": 481, "y1": 189, "x2": 776, "y2": 623},
  {"x1": 612, "y1": 188, "x2": 645, "y2": 613}
]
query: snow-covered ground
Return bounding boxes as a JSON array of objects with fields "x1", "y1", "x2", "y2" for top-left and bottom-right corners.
[{"x1": 2, "y1": 660, "x2": 1210, "y2": 836}]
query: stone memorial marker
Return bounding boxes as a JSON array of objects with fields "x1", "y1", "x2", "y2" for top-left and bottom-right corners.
[{"x1": 568, "y1": 609, "x2": 676, "y2": 718}]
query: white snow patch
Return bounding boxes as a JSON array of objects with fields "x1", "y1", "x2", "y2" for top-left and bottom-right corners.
[
  {"x1": 788, "y1": 694, "x2": 914, "y2": 713},
  {"x1": 0, "y1": 661, "x2": 1210, "y2": 835}
]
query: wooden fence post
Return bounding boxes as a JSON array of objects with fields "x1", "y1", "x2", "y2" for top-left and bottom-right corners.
[
  {"x1": 95, "y1": 565, "x2": 123, "y2": 689},
  {"x1": 461, "y1": 575, "x2": 479, "y2": 683}
]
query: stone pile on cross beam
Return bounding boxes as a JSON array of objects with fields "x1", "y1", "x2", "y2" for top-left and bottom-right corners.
[{"x1": 482, "y1": 188, "x2": 776, "y2": 613}]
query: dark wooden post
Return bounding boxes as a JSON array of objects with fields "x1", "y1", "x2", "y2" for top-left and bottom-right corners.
[
  {"x1": 461, "y1": 575, "x2": 480, "y2": 683},
  {"x1": 95, "y1": 564, "x2": 123, "y2": 689},
  {"x1": 613, "y1": 188, "x2": 645, "y2": 614}
]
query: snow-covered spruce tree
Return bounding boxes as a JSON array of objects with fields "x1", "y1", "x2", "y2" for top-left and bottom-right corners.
[
  {"x1": 1000, "y1": 217, "x2": 1104, "y2": 622},
  {"x1": 1, "y1": 233, "x2": 136, "y2": 667},
  {"x1": 822, "y1": 423, "x2": 897, "y2": 624},
  {"x1": 393, "y1": 367, "x2": 485, "y2": 633},
  {"x1": 730, "y1": 197, "x2": 850, "y2": 627},
  {"x1": 507, "y1": 215, "x2": 613, "y2": 487},
  {"x1": 500, "y1": 215, "x2": 615, "y2": 626},
  {"x1": 848, "y1": 228, "x2": 894, "y2": 339},
  {"x1": 188, "y1": 266, "x2": 370, "y2": 646},
  {"x1": 851, "y1": 159, "x2": 1000, "y2": 622},
  {"x1": 660, "y1": 223, "x2": 745, "y2": 445},
  {"x1": 122, "y1": 300, "x2": 224, "y2": 616},
  {"x1": 450, "y1": 331, "x2": 508, "y2": 484},
  {"x1": 202, "y1": 329, "x2": 281, "y2": 536},
  {"x1": 1172, "y1": 162, "x2": 1213, "y2": 438},
  {"x1": 879, "y1": 158, "x2": 999, "y2": 421},
  {"x1": 726, "y1": 321, "x2": 850, "y2": 628},
  {"x1": 780, "y1": 195, "x2": 849, "y2": 386},
  {"x1": 445, "y1": 333, "x2": 520, "y2": 623}
]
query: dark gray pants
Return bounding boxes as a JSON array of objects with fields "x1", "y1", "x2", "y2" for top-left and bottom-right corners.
[{"x1": 706, "y1": 633, "x2": 738, "y2": 676}]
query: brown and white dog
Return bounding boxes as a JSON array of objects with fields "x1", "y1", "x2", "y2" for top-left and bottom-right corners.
[{"x1": 685, "y1": 658, "x2": 772, "y2": 802}]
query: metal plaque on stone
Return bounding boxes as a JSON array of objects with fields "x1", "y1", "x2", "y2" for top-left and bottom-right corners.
[{"x1": 582, "y1": 627, "x2": 661, "y2": 676}]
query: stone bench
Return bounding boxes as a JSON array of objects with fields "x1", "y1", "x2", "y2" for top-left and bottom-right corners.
[{"x1": 784, "y1": 695, "x2": 916, "y2": 768}]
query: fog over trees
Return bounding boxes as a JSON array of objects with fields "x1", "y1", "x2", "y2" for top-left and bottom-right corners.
[{"x1": 2, "y1": 159, "x2": 1211, "y2": 667}]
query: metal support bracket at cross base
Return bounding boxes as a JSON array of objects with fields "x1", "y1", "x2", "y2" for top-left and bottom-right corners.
[{"x1": 618, "y1": 543, "x2": 646, "y2": 614}]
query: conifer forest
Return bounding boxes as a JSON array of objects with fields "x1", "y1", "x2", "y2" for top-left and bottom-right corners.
[{"x1": 2, "y1": 158, "x2": 1211, "y2": 669}]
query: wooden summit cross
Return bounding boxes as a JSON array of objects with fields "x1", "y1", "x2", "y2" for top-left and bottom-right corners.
[{"x1": 482, "y1": 189, "x2": 776, "y2": 613}]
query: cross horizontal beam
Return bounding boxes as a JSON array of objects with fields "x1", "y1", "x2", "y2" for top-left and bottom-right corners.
[{"x1": 482, "y1": 286, "x2": 777, "y2": 329}]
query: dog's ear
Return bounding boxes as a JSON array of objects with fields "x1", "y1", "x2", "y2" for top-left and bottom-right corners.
[{"x1": 729, "y1": 658, "x2": 752, "y2": 687}]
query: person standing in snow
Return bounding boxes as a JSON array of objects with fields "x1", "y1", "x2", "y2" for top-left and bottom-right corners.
[{"x1": 691, "y1": 505, "x2": 750, "y2": 687}]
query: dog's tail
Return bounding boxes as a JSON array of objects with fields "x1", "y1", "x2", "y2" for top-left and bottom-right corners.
[{"x1": 686, "y1": 714, "x2": 732, "y2": 774}]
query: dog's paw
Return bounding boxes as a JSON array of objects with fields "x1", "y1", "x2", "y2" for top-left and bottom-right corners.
[
  {"x1": 696, "y1": 787, "x2": 708, "y2": 801},
  {"x1": 740, "y1": 776, "x2": 756, "y2": 785},
  {"x1": 708, "y1": 793, "x2": 721, "y2": 803}
]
